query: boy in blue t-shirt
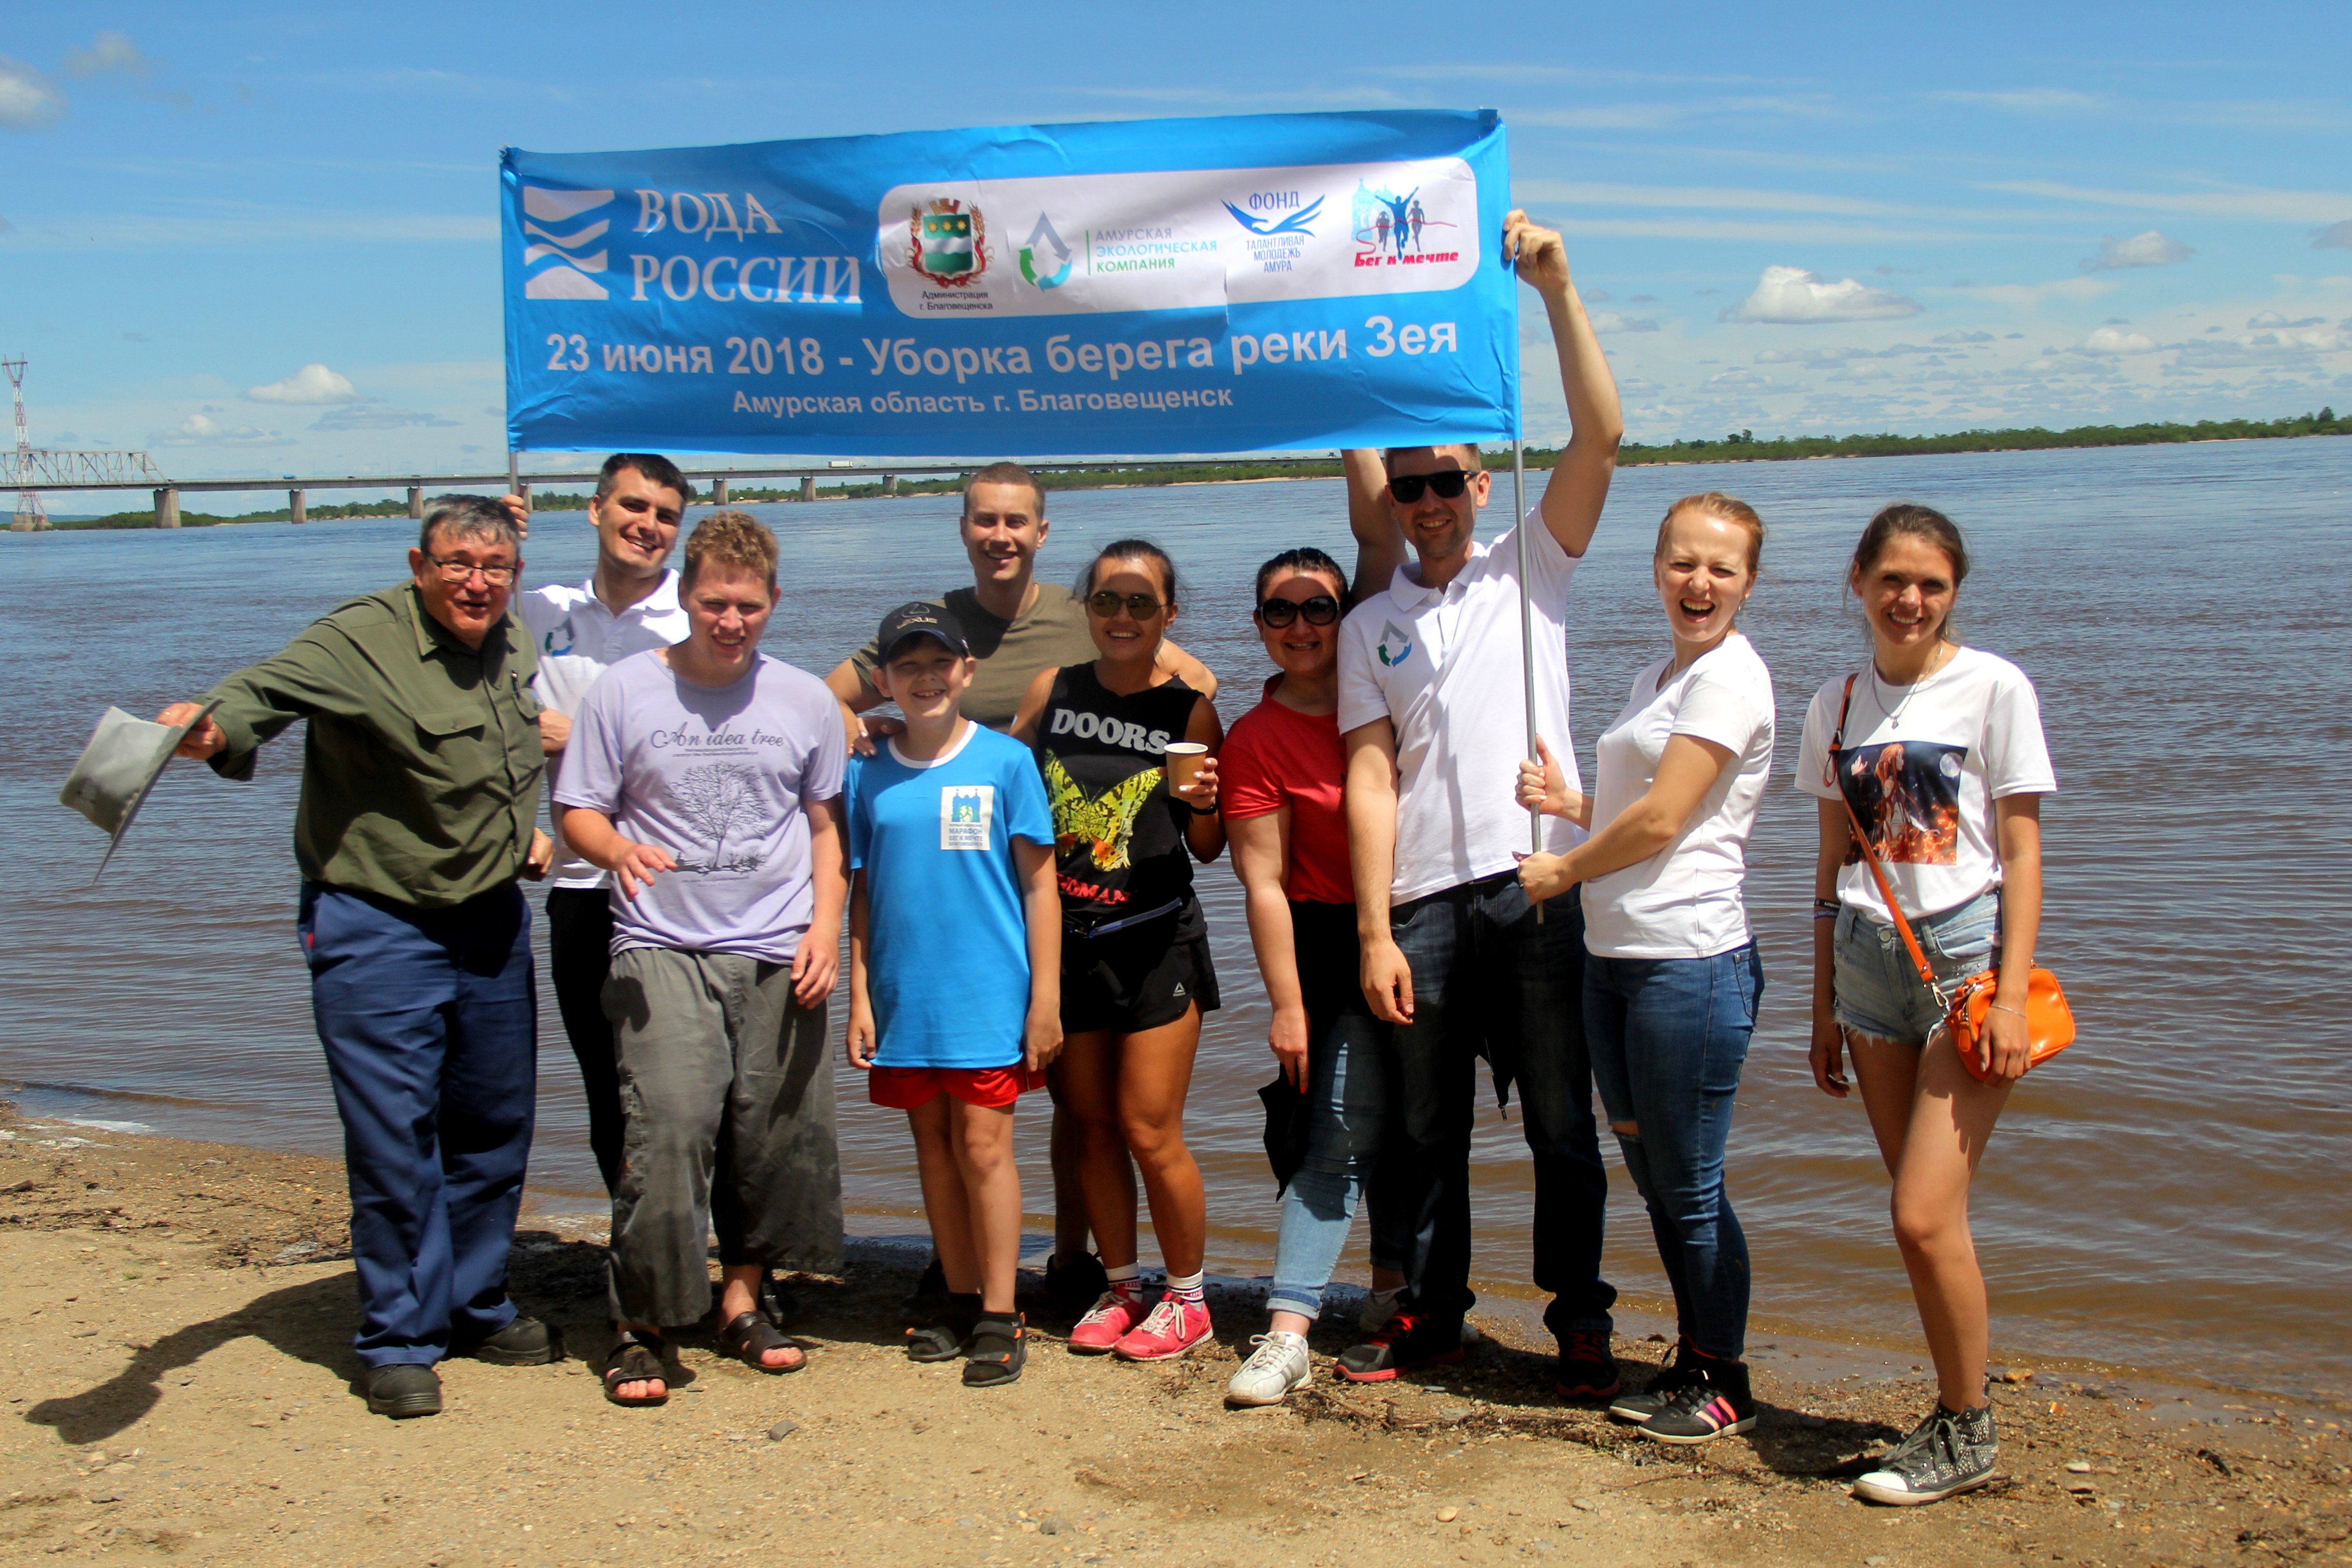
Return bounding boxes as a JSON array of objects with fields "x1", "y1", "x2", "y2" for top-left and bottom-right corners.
[{"x1": 847, "y1": 602, "x2": 1061, "y2": 1387}]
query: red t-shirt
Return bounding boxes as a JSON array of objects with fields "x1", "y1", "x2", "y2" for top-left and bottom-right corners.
[{"x1": 1220, "y1": 680, "x2": 1355, "y2": 906}]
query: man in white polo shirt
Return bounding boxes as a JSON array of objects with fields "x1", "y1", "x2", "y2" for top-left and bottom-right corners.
[
  {"x1": 513, "y1": 453, "x2": 692, "y2": 1195},
  {"x1": 1335, "y1": 211, "x2": 1626, "y2": 1395}
]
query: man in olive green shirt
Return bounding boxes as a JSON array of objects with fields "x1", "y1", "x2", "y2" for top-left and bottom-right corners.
[{"x1": 160, "y1": 496, "x2": 559, "y2": 1420}]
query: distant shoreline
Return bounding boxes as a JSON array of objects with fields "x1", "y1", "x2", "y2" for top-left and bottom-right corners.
[{"x1": 35, "y1": 412, "x2": 2349, "y2": 529}]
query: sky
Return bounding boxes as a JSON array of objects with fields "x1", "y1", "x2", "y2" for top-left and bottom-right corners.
[{"x1": 5, "y1": 1, "x2": 2350, "y2": 489}]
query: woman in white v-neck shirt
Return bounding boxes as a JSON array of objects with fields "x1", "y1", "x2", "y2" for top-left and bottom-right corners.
[
  {"x1": 1515, "y1": 491, "x2": 1774, "y2": 1448},
  {"x1": 1794, "y1": 503, "x2": 2056, "y2": 1508}
]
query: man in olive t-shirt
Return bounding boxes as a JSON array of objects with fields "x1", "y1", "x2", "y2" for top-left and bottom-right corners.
[{"x1": 824, "y1": 460, "x2": 1214, "y2": 731}]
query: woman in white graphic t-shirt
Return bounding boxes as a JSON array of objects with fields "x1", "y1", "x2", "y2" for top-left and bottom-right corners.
[
  {"x1": 1793, "y1": 503, "x2": 2057, "y2": 1507},
  {"x1": 1514, "y1": 491, "x2": 1775, "y2": 1449}
]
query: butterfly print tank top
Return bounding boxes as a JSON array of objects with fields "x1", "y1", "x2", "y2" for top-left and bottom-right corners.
[{"x1": 1034, "y1": 663, "x2": 1203, "y2": 937}]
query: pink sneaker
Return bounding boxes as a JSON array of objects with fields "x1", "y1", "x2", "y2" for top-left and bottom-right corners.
[
  {"x1": 1066, "y1": 1290, "x2": 1144, "y2": 1355},
  {"x1": 1112, "y1": 1296, "x2": 1213, "y2": 1361}
]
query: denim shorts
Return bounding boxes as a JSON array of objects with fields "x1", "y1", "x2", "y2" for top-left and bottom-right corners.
[{"x1": 1831, "y1": 889, "x2": 2000, "y2": 1046}]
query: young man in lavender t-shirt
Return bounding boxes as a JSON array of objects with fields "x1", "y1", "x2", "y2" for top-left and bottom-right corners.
[{"x1": 556, "y1": 512, "x2": 848, "y2": 1405}]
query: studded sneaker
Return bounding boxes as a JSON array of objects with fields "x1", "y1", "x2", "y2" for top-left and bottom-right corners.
[
  {"x1": 1225, "y1": 1331, "x2": 1312, "y2": 1406},
  {"x1": 1852, "y1": 1403, "x2": 1999, "y2": 1505}
]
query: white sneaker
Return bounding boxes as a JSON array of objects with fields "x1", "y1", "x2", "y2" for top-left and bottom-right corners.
[{"x1": 1225, "y1": 1332, "x2": 1311, "y2": 1406}]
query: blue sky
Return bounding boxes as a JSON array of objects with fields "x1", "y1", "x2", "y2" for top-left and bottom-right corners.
[{"x1": 6, "y1": 1, "x2": 2350, "y2": 488}]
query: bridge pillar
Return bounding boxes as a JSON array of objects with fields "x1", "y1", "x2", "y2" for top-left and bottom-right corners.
[
  {"x1": 289, "y1": 488, "x2": 306, "y2": 525},
  {"x1": 799, "y1": 474, "x2": 815, "y2": 503},
  {"x1": 881, "y1": 473, "x2": 897, "y2": 496},
  {"x1": 155, "y1": 488, "x2": 180, "y2": 529},
  {"x1": 712, "y1": 476, "x2": 729, "y2": 506},
  {"x1": 407, "y1": 486, "x2": 423, "y2": 520}
]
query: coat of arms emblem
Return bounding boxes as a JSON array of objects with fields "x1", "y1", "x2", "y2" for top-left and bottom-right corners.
[{"x1": 910, "y1": 198, "x2": 986, "y2": 287}]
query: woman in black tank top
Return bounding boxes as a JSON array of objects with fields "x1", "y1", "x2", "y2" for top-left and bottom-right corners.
[{"x1": 1013, "y1": 539, "x2": 1226, "y2": 1360}]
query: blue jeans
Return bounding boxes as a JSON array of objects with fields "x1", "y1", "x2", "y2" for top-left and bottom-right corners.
[
  {"x1": 1266, "y1": 1005, "x2": 1391, "y2": 1319},
  {"x1": 1583, "y1": 943, "x2": 1764, "y2": 1362},
  {"x1": 300, "y1": 882, "x2": 538, "y2": 1369},
  {"x1": 1832, "y1": 890, "x2": 2000, "y2": 1046},
  {"x1": 1384, "y1": 872, "x2": 1613, "y2": 1339}
]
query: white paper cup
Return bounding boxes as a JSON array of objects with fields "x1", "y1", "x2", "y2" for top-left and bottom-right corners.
[{"x1": 1163, "y1": 742, "x2": 1209, "y2": 790}]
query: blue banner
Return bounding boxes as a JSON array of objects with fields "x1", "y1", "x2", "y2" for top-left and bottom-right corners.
[{"x1": 501, "y1": 110, "x2": 1517, "y2": 458}]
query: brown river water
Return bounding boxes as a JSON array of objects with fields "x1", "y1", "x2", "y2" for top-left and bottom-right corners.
[{"x1": 6, "y1": 440, "x2": 2347, "y2": 1402}]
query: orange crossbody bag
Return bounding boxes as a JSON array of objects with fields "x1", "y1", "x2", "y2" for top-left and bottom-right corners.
[{"x1": 1828, "y1": 674, "x2": 2075, "y2": 1083}]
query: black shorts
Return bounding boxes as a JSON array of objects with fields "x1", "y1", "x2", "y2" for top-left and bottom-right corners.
[{"x1": 1060, "y1": 903, "x2": 1220, "y2": 1036}]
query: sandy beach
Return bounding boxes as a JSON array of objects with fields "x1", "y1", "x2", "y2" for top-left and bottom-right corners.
[{"x1": 3, "y1": 1105, "x2": 2345, "y2": 1567}]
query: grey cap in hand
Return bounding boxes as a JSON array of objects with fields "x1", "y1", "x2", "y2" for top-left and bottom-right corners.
[{"x1": 58, "y1": 700, "x2": 219, "y2": 883}]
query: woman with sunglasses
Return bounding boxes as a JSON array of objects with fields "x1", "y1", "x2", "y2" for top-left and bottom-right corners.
[
  {"x1": 1012, "y1": 539, "x2": 1225, "y2": 1362},
  {"x1": 1219, "y1": 536, "x2": 1419, "y2": 1406}
]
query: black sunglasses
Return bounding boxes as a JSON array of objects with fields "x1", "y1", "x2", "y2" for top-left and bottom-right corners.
[
  {"x1": 1388, "y1": 470, "x2": 1475, "y2": 504},
  {"x1": 1086, "y1": 589, "x2": 1167, "y2": 619},
  {"x1": 1257, "y1": 594, "x2": 1341, "y2": 628}
]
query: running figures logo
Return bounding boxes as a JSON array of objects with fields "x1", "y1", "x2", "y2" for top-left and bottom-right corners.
[
  {"x1": 1018, "y1": 213, "x2": 1073, "y2": 290},
  {"x1": 1375, "y1": 620, "x2": 1415, "y2": 668},
  {"x1": 911, "y1": 199, "x2": 986, "y2": 287},
  {"x1": 521, "y1": 186, "x2": 615, "y2": 300}
]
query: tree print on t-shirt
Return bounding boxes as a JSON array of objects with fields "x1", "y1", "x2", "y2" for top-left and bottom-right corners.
[
  {"x1": 1833, "y1": 741, "x2": 1963, "y2": 866},
  {"x1": 670, "y1": 762, "x2": 769, "y2": 873}
]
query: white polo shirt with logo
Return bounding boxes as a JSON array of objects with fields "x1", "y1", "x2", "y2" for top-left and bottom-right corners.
[
  {"x1": 517, "y1": 571, "x2": 689, "y2": 888},
  {"x1": 1337, "y1": 510, "x2": 1588, "y2": 905}
]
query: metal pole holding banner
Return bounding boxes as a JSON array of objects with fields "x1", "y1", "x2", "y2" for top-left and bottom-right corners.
[{"x1": 1513, "y1": 437, "x2": 1544, "y2": 922}]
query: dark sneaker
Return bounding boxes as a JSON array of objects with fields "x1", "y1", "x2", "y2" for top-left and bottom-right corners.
[
  {"x1": 1852, "y1": 1404, "x2": 1998, "y2": 1505},
  {"x1": 364, "y1": 1363, "x2": 442, "y2": 1419},
  {"x1": 1608, "y1": 1338, "x2": 1697, "y2": 1423},
  {"x1": 1043, "y1": 1251, "x2": 1109, "y2": 1314},
  {"x1": 1640, "y1": 1359, "x2": 1756, "y2": 1444},
  {"x1": 1337, "y1": 1310, "x2": 1465, "y2": 1383},
  {"x1": 462, "y1": 1314, "x2": 561, "y2": 1366},
  {"x1": 898, "y1": 1256, "x2": 949, "y2": 1329},
  {"x1": 1553, "y1": 1328, "x2": 1621, "y2": 1399}
]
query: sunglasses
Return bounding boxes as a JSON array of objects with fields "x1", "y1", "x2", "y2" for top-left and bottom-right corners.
[
  {"x1": 1257, "y1": 594, "x2": 1341, "y2": 628},
  {"x1": 1388, "y1": 470, "x2": 1476, "y2": 504},
  {"x1": 1086, "y1": 590, "x2": 1168, "y2": 619}
]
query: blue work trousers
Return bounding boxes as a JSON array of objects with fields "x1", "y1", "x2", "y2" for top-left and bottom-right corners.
[
  {"x1": 1583, "y1": 943, "x2": 1764, "y2": 1362},
  {"x1": 300, "y1": 881, "x2": 538, "y2": 1369},
  {"x1": 1384, "y1": 871, "x2": 1614, "y2": 1339}
]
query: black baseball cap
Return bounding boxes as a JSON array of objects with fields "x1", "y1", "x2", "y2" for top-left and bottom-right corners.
[{"x1": 876, "y1": 601, "x2": 971, "y2": 661}]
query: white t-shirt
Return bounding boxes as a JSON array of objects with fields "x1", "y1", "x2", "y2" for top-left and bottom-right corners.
[
  {"x1": 517, "y1": 573, "x2": 689, "y2": 887},
  {"x1": 1339, "y1": 509, "x2": 1585, "y2": 904},
  {"x1": 1795, "y1": 647, "x2": 2056, "y2": 921},
  {"x1": 1581, "y1": 633, "x2": 1776, "y2": 960}
]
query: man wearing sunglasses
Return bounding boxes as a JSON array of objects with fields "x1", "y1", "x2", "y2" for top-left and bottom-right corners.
[
  {"x1": 1334, "y1": 210, "x2": 1627, "y2": 1396},
  {"x1": 150, "y1": 496, "x2": 560, "y2": 1419}
]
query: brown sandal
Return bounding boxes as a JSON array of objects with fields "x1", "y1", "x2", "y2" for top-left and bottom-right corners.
[
  {"x1": 719, "y1": 1310, "x2": 806, "y2": 1375},
  {"x1": 601, "y1": 1329, "x2": 669, "y2": 1407}
]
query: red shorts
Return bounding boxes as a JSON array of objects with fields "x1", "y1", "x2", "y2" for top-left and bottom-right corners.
[{"x1": 867, "y1": 1064, "x2": 1045, "y2": 1110}]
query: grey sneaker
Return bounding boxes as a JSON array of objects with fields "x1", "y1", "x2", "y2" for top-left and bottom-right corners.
[
  {"x1": 1852, "y1": 1403, "x2": 1998, "y2": 1505},
  {"x1": 1609, "y1": 1338, "x2": 1697, "y2": 1423},
  {"x1": 1226, "y1": 1331, "x2": 1311, "y2": 1406}
]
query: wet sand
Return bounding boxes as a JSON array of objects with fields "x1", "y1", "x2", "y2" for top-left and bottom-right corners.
[{"x1": 5, "y1": 1107, "x2": 2347, "y2": 1568}]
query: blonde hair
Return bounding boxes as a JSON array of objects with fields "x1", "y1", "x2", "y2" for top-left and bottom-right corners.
[
  {"x1": 1655, "y1": 491, "x2": 1765, "y2": 575},
  {"x1": 682, "y1": 510, "x2": 778, "y2": 588}
]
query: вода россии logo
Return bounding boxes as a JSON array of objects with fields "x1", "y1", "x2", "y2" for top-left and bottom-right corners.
[
  {"x1": 911, "y1": 198, "x2": 986, "y2": 287},
  {"x1": 521, "y1": 186, "x2": 615, "y2": 299},
  {"x1": 1376, "y1": 620, "x2": 1415, "y2": 668},
  {"x1": 1019, "y1": 212, "x2": 1073, "y2": 290}
]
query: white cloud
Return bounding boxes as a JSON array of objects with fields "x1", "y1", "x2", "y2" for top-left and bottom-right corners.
[
  {"x1": 2247, "y1": 311, "x2": 2327, "y2": 329},
  {"x1": 1590, "y1": 311, "x2": 1660, "y2": 334},
  {"x1": 2082, "y1": 230, "x2": 2194, "y2": 272},
  {"x1": 1985, "y1": 179, "x2": 2349, "y2": 225},
  {"x1": 64, "y1": 31, "x2": 153, "y2": 78},
  {"x1": 246, "y1": 364, "x2": 360, "y2": 405},
  {"x1": 2077, "y1": 327, "x2": 2159, "y2": 355},
  {"x1": 1730, "y1": 265, "x2": 1922, "y2": 324},
  {"x1": 2314, "y1": 221, "x2": 2352, "y2": 251},
  {"x1": 0, "y1": 56, "x2": 65, "y2": 129},
  {"x1": 151, "y1": 413, "x2": 295, "y2": 448},
  {"x1": 1934, "y1": 89, "x2": 2104, "y2": 115},
  {"x1": 1934, "y1": 331, "x2": 1995, "y2": 344},
  {"x1": 311, "y1": 406, "x2": 458, "y2": 431},
  {"x1": 1948, "y1": 276, "x2": 2116, "y2": 308}
]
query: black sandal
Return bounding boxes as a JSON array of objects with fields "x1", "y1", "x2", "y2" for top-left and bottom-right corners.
[
  {"x1": 601, "y1": 1329, "x2": 669, "y2": 1407},
  {"x1": 963, "y1": 1313, "x2": 1027, "y2": 1388},
  {"x1": 719, "y1": 1310, "x2": 806, "y2": 1375},
  {"x1": 905, "y1": 1292, "x2": 981, "y2": 1363}
]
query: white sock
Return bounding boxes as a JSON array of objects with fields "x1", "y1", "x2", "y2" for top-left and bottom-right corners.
[{"x1": 1104, "y1": 1261, "x2": 1141, "y2": 1296}]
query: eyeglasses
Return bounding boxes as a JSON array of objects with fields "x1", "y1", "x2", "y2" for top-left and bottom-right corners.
[
  {"x1": 425, "y1": 555, "x2": 517, "y2": 587},
  {"x1": 1388, "y1": 470, "x2": 1475, "y2": 504},
  {"x1": 1257, "y1": 595, "x2": 1341, "y2": 628},
  {"x1": 1087, "y1": 590, "x2": 1168, "y2": 619}
]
